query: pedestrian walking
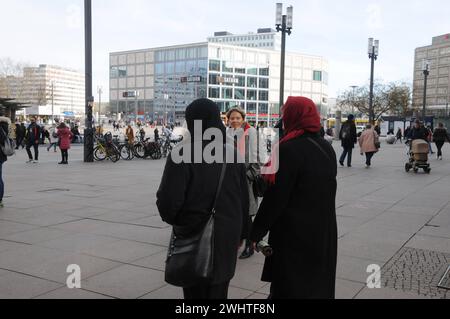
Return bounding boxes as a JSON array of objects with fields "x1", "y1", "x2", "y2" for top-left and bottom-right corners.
[
  {"x1": 395, "y1": 128, "x2": 403, "y2": 144},
  {"x1": 47, "y1": 124, "x2": 59, "y2": 152},
  {"x1": 359, "y1": 124, "x2": 380, "y2": 168},
  {"x1": 426, "y1": 126, "x2": 435, "y2": 155},
  {"x1": 154, "y1": 127, "x2": 160, "y2": 142},
  {"x1": 15, "y1": 122, "x2": 26, "y2": 149},
  {"x1": 433, "y1": 123, "x2": 450, "y2": 160},
  {"x1": 339, "y1": 115, "x2": 357, "y2": 167},
  {"x1": 0, "y1": 115, "x2": 12, "y2": 208},
  {"x1": 57, "y1": 123, "x2": 73, "y2": 165},
  {"x1": 25, "y1": 118, "x2": 41, "y2": 164},
  {"x1": 157, "y1": 98, "x2": 249, "y2": 300},
  {"x1": 250, "y1": 96, "x2": 338, "y2": 299},
  {"x1": 226, "y1": 107, "x2": 260, "y2": 260}
]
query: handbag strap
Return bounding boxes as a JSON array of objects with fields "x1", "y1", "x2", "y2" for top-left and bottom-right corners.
[
  {"x1": 211, "y1": 158, "x2": 227, "y2": 216},
  {"x1": 307, "y1": 138, "x2": 332, "y2": 163}
]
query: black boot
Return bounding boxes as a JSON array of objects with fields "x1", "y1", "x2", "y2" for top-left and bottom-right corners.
[{"x1": 239, "y1": 240, "x2": 254, "y2": 259}]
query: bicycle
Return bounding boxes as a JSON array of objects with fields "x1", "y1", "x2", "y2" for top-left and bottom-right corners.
[{"x1": 94, "y1": 132, "x2": 121, "y2": 163}]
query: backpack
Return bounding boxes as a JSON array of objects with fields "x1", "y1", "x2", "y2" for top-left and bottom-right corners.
[
  {"x1": 341, "y1": 124, "x2": 351, "y2": 140},
  {"x1": 52, "y1": 131, "x2": 58, "y2": 138},
  {"x1": 0, "y1": 127, "x2": 16, "y2": 157}
]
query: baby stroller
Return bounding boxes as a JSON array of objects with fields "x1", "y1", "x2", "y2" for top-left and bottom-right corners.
[{"x1": 405, "y1": 139, "x2": 431, "y2": 174}]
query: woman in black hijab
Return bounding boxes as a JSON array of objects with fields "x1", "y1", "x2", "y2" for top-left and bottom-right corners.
[{"x1": 157, "y1": 98, "x2": 249, "y2": 299}]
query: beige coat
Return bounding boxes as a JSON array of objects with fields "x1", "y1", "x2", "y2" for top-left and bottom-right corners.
[{"x1": 359, "y1": 128, "x2": 379, "y2": 153}]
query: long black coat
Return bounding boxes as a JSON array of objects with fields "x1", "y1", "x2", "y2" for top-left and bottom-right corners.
[
  {"x1": 250, "y1": 133, "x2": 338, "y2": 299},
  {"x1": 339, "y1": 122, "x2": 357, "y2": 149},
  {"x1": 157, "y1": 143, "x2": 249, "y2": 286}
]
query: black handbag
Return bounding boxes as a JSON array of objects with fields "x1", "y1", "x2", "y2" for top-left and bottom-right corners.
[{"x1": 165, "y1": 162, "x2": 227, "y2": 287}]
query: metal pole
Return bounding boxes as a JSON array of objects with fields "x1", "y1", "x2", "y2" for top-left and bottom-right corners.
[
  {"x1": 51, "y1": 82, "x2": 54, "y2": 124},
  {"x1": 369, "y1": 47, "x2": 375, "y2": 124},
  {"x1": 84, "y1": 0, "x2": 94, "y2": 162},
  {"x1": 279, "y1": 15, "x2": 287, "y2": 116},
  {"x1": 98, "y1": 87, "x2": 102, "y2": 125},
  {"x1": 422, "y1": 70, "x2": 429, "y2": 121}
]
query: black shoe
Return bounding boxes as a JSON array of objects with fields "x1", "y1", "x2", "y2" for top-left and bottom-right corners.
[
  {"x1": 348, "y1": 164, "x2": 352, "y2": 168},
  {"x1": 58, "y1": 161, "x2": 64, "y2": 165},
  {"x1": 239, "y1": 249, "x2": 254, "y2": 259},
  {"x1": 339, "y1": 161, "x2": 344, "y2": 167}
]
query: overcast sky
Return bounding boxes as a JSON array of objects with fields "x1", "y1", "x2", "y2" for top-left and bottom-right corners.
[{"x1": 1, "y1": 0, "x2": 449, "y2": 100}]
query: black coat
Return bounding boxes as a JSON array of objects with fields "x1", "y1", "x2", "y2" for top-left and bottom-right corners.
[
  {"x1": 250, "y1": 134, "x2": 338, "y2": 299},
  {"x1": 339, "y1": 122, "x2": 357, "y2": 149},
  {"x1": 408, "y1": 127, "x2": 428, "y2": 141},
  {"x1": 0, "y1": 120, "x2": 9, "y2": 162},
  {"x1": 433, "y1": 128, "x2": 450, "y2": 143},
  {"x1": 26, "y1": 123, "x2": 41, "y2": 145},
  {"x1": 157, "y1": 143, "x2": 250, "y2": 286}
]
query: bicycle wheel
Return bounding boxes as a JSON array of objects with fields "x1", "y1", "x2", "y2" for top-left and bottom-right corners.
[
  {"x1": 109, "y1": 145, "x2": 121, "y2": 163},
  {"x1": 94, "y1": 146, "x2": 107, "y2": 161},
  {"x1": 134, "y1": 143, "x2": 146, "y2": 159},
  {"x1": 119, "y1": 144, "x2": 132, "y2": 161}
]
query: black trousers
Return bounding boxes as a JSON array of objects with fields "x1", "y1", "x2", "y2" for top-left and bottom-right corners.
[
  {"x1": 61, "y1": 149, "x2": 69, "y2": 163},
  {"x1": 26, "y1": 143, "x2": 39, "y2": 160},
  {"x1": 365, "y1": 152, "x2": 376, "y2": 166},
  {"x1": 183, "y1": 281, "x2": 230, "y2": 300},
  {"x1": 435, "y1": 141, "x2": 444, "y2": 157}
]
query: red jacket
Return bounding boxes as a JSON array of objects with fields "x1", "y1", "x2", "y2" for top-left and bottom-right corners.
[{"x1": 57, "y1": 127, "x2": 73, "y2": 150}]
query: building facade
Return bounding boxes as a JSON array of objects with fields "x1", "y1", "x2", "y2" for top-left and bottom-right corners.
[
  {"x1": 207, "y1": 28, "x2": 281, "y2": 50},
  {"x1": 110, "y1": 42, "x2": 329, "y2": 126},
  {"x1": 0, "y1": 64, "x2": 85, "y2": 118},
  {"x1": 413, "y1": 34, "x2": 450, "y2": 116}
]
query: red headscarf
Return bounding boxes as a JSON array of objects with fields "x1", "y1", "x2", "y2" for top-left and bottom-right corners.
[{"x1": 263, "y1": 96, "x2": 321, "y2": 184}]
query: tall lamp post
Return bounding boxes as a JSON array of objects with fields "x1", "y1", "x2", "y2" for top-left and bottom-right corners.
[
  {"x1": 84, "y1": 0, "x2": 94, "y2": 162},
  {"x1": 275, "y1": 3, "x2": 293, "y2": 116},
  {"x1": 421, "y1": 59, "x2": 430, "y2": 122},
  {"x1": 97, "y1": 86, "x2": 103, "y2": 125},
  {"x1": 368, "y1": 38, "x2": 379, "y2": 124},
  {"x1": 350, "y1": 85, "x2": 358, "y2": 115}
]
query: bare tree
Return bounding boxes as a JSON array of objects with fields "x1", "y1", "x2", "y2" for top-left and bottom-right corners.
[
  {"x1": 0, "y1": 57, "x2": 30, "y2": 101},
  {"x1": 338, "y1": 82, "x2": 412, "y2": 122}
]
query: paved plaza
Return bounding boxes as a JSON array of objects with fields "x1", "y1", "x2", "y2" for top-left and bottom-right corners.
[{"x1": 0, "y1": 139, "x2": 449, "y2": 299}]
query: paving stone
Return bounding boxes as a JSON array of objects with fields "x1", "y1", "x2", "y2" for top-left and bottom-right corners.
[{"x1": 0, "y1": 271, "x2": 63, "y2": 299}]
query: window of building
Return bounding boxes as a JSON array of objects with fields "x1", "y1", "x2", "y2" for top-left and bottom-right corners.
[
  {"x1": 259, "y1": 78, "x2": 269, "y2": 89},
  {"x1": 247, "y1": 90, "x2": 257, "y2": 101},
  {"x1": 247, "y1": 67, "x2": 258, "y2": 75},
  {"x1": 166, "y1": 62, "x2": 175, "y2": 74},
  {"x1": 235, "y1": 67, "x2": 245, "y2": 74},
  {"x1": 222, "y1": 88, "x2": 233, "y2": 99},
  {"x1": 259, "y1": 103, "x2": 269, "y2": 114},
  {"x1": 247, "y1": 77, "x2": 258, "y2": 88},
  {"x1": 222, "y1": 61, "x2": 233, "y2": 73},
  {"x1": 209, "y1": 60, "x2": 221, "y2": 72},
  {"x1": 110, "y1": 66, "x2": 119, "y2": 78},
  {"x1": 259, "y1": 68, "x2": 269, "y2": 76},
  {"x1": 118, "y1": 66, "x2": 127, "y2": 77},
  {"x1": 259, "y1": 91, "x2": 269, "y2": 101},
  {"x1": 209, "y1": 87, "x2": 220, "y2": 99},
  {"x1": 247, "y1": 102, "x2": 257, "y2": 113},
  {"x1": 176, "y1": 49, "x2": 186, "y2": 60},
  {"x1": 155, "y1": 63, "x2": 164, "y2": 75},
  {"x1": 313, "y1": 71, "x2": 322, "y2": 82},
  {"x1": 234, "y1": 89, "x2": 245, "y2": 100},
  {"x1": 176, "y1": 61, "x2": 186, "y2": 73},
  {"x1": 209, "y1": 74, "x2": 220, "y2": 85},
  {"x1": 235, "y1": 75, "x2": 245, "y2": 87}
]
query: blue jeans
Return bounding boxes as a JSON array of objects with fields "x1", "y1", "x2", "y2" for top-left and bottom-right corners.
[
  {"x1": 0, "y1": 162, "x2": 4, "y2": 202},
  {"x1": 340, "y1": 147, "x2": 353, "y2": 166}
]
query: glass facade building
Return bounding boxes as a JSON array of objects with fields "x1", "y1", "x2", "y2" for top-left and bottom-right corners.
[{"x1": 110, "y1": 42, "x2": 329, "y2": 126}]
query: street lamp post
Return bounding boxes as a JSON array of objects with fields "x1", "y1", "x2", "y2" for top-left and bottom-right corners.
[
  {"x1": 51, "y1": 81, "x2": 54, "y2": 124},
  {"x1": 368, "y1": 38, "x2": 379, "y2": 125},
  {"x1": 350, "y1": 85, "x2": 358, "y2": 115},
  {"x1": 421, "y1": 59, "x2": 430, "y2": 121},
  {"x1": 275, "y1": 3, "x2": 293, "y2": 116},
  {"x1": 97, "y1": 86, "x2": 103, "y2": 125},
  {"x1": 84, "y1": 0, "x2": 94, "y2": 162}
]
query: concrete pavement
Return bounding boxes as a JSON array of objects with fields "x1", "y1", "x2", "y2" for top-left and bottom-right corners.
[{"x1": 0, "y1": 140, "x2": 449, "y2": 299}]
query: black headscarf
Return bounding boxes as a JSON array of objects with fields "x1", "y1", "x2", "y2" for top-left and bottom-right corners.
[{"x1": 185, "y1": 98, "x2": 226, "y2": 142}]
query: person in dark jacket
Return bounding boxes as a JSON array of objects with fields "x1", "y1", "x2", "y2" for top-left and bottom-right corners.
[
  {"x1": 395, "y1": 128, "x2": 403, "y2": 144},
  {"x1": 0, "y1": 115, "x2": 11, "y2": 207},
  {"x1": 25, "y1": 118, "x2": 41, "y2": 163},
  {"x1": 250, "y1": 96, "x2": 338, "y2": 299},
  {"x1": 156, "y1": 98, "x2": 249, "y2": 300},
  {"x1": 433, "y1": 123, "x2": 450, "y2": 160},
  {"x1": 339, "y1": 115, "x2": 357, "y2": 167},
  {"x1": 15, "y1": 123, "x2": 25, "y2": 149},
  {"x1": 408, "y1": 120, "x2": 428, "y2": 142}
]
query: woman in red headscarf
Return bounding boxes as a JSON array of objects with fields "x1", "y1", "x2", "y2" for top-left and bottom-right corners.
[{"x1": 250, "y1": 96, "x2": 338, "y2": 299}]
